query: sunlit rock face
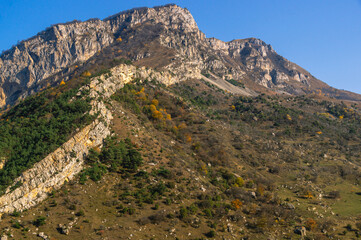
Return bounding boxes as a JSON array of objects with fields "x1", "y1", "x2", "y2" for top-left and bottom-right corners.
[{"x1": 0, "y1": 4, "x2": 337, "y2": 108}]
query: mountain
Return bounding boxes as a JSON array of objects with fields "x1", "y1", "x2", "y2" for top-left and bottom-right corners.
[
  {"x1": 1, "y1": 4, "x2": 361, "y2": 240},
  {"x1": 1, "y1": 4, "x2": 360, "y2": 109}
]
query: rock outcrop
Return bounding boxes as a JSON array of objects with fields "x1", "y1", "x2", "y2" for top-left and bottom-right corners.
[
  {"x1": 1, "y1": 4, "x2": 360, "y2": 107},
  {"x1": 0, "y1": 4, "x2": 201, "y2": 108},
  {"x1": 0, "y1": 19, "x2": 114, "y2": 107},
  {"x1": 0, "y1": 63, "x2": 180, "y2": 214}
]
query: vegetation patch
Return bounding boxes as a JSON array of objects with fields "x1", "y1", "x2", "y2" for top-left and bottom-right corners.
[{"x1": 0, "y1": 80, "x2": 95, "y2": 194}]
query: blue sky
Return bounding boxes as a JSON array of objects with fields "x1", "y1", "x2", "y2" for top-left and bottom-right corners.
[{"x1": 1, "y1": 0, "x2": 361, "y2": 94}]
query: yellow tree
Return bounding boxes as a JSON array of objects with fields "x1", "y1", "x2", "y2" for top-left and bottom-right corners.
[{"x1": 151, "y1": 99, "x2": 159, "y2": 106}]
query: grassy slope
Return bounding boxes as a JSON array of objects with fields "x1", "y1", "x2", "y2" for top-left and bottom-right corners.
[{"x1": 1, "y1": 76, "x2": 361, "y2": 239}]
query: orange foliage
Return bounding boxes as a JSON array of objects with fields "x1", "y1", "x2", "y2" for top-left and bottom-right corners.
[
  {"x1": 178, "y1": 122, "x2": 187, "y2": 130},
  {"x1": 82, "y1": 71, "x2": 91, "y2": 77},
  {"x1": 149, "y1": 104, "x2": 157, "y2": 113},
  {"x1": 303, "y1": 190, "x2": 313, "y2": 199},
  {"x1": 186, "y1": 134, "x2": 192, "y2": 143},
  {"x1": 231, "y1": 199, "x2": 243, "y2": 209},
  {"x1": 152, "y1": 110, "x2": 163, "y2": 120},
  {"x1": 200, "y1": 164, "x2": 208, "y2": 175},
  {"x1": 59, "y1": 80, "x2": 66, "y2": 86},
  {"x1": 92, "y1": 146, "x2": 101, "y2": 153},
  {"x1": 135, "y1": 87, "x2": 147, "y2": 100},
  {"x1": 151, "y1": 99, "x2": 159, "y2": 106},
  {"x1": 305, "y1": 218, "x2": 317, "y2": 230}
]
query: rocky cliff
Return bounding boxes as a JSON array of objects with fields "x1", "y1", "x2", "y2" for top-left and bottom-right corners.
[
  {"x1": 1, "y1": 4, "x2": 360, "y2": 108},
  {"x1": 0, "y1": 19, "x2": 114, "y2": 107},
  {"x1": 0, "y1": 63, "x2": 180, "y2": 214},
  {"x1": 0, "y1": 4, "x2": 201, "y2": 108}
]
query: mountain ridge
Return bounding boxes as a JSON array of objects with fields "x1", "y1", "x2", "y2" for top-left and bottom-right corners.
[
  {"x1": 1, "y1": 4, "x2": 360, "y2": 109},
  {"x1": 1, "y1": 4, "x2": 361, "y2": 239}
]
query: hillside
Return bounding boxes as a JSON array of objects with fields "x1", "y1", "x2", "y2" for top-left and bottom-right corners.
[{"x1": 1, "y1": 4, "x2": 361, "y2": 240}]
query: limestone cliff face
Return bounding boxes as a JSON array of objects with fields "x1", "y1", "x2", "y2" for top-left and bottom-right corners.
[
  {"x1": 0, "y1": 4, "x2": 201, "y2": 108},
  {"x1": 1, "y1": 4, "x2": 360, "y2": 108},
  {"x1": 0, "y1": 20, "x2": 114, "y2": 107},
  {"x1": 0, "y1": 63, "x2": 181, "y2": 214},
  {"x1": 105, "y1": 4, "x2": 200, "y2": 34},
  {"x1": 206, "y1": 37, "x2": 312, "y2": 93}
]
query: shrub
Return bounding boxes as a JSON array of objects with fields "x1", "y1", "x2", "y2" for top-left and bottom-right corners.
[
  {"x1": 346, "y1": 224, "x2": 353, "y2": 231},
  {"x1": 82, "y1": 70, "x2": 91, "y2": 77},
  {"x1": 235, "y1": 177, "x2": 244, "y2": 187},
  {"x1": 148, "y1": 210, "x2": 167, "y2": 224},
  {"x1": 11, "y1": 210, "x2": 20, "y2": 217},
  {"x1": 203, "y1": 208, "x2": 213, "y2": 218},
  {"x1": 149, "y1": 183, "x2": 167, "y2": 197},
  {"x1": 154, "y1": 167, "x2": 172, "y2": 179},
  {"x1": 205, "y1": 230, "x2": 216, "y2": 238},
  {"x1": 305, "y1": 218, "x2": 317, "y2": 230},
  {"x1": 33, "y1": 216, "x2": 46, "y2": 227},
  {"x1": 256, "y1": 184, "x2": 265, "y2": 197},
  {"x1": 76, "y1": 210, "x2": 85, "y2": 217},
  {"x1": 12, "y1": 220, "x2": 22, "y2": 229},
  {"x1": 231, "y1": 199, "x2": 243, "y2": 209},
  {"x1": 179, "y1": 207, "x2": 188, "y2": 219}
]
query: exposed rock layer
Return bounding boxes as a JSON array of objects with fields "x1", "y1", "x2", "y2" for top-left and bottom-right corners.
[
  {"x1": 2, "y1": 4, "x2": 359, "y2": 108},
  {"x1": 0, "y1": 64, "x2": 178, "y2": 214},
  {"x1": 0, "y1": 4, "x2": 199, "y2": 107}
]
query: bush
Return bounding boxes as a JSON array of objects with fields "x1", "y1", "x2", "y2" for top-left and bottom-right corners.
[
  {"x1": 305, "y1": 218, "x2": 317, "y2": 230},
  {"x1": 235, "y1": 177, "x2": 244, "y2": 187},
  {"x1": 76, "y1": 210, "x2": 85, "y2": 217},
  {"x1": 11, "y1": 210, "x2": 20, "y2": 217},
  {"x1": 33, "y1": 216, "x2": 46, "y2": 227},
  {"x1": 205, "y1": 230, "x2": 216, "y2": 238},
  {"x1": 80, "y1": 136, "x2": 143, "y2": 184},
  {"x1": 149, "y1": 183, "x2": 167, "y2": 197},
  {"x1": 12, "y1": 220, "x2": 22, "y2": 229},
  {"x1": 179, "y1": 207, "x2": 188, "y2": 219}
]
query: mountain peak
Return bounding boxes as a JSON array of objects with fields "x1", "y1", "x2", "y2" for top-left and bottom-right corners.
[
  {"x1": 1, "y1": 4, "x2": 360, "y2": 109},
  {"x1": 104, "y1": 4, "x2": 199, "y2": 33}
]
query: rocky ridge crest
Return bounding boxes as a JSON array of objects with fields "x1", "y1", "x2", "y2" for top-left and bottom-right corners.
[{"x1": 1, "y1": 4, "x2": 360, "y2": 108}]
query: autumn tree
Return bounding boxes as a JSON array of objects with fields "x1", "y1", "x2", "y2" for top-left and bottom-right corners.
[
  {"x1": 231, "y1": 199, "x2": 243, "y2": 209},
  {"x1": 151, "y1": 99, "x2": 159, "y2": 106},
  {"x1": 256, "y1": 184, "x2": 265, "y2": 196},
  {"x1": 235, "y1": 177, "x2": 244, "y2": 187},
  {"x1": 82, "y1": 70, "x2": 91, "y2": 77},
  {"x1": 305, "y1": 218, "x2": 317, "y2": 230}
]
